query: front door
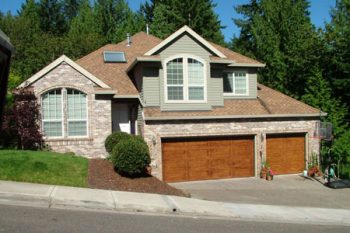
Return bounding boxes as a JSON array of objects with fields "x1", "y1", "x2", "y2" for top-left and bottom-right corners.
[{"x1": 112, "y1": 104, "x2": 130, "y2": 133}]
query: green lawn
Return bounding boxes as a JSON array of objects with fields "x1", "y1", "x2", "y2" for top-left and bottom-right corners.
[{"x1": 0, "y1": 150, "x2": 88, "y2": 187}]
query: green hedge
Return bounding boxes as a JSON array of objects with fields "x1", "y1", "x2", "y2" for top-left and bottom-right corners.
[
  {"x1": 111, "y1": 137, "x2": 150, "y2": 176},
  {"x1": 104, "y1": 131, "x2": 131, "y2": 154}
]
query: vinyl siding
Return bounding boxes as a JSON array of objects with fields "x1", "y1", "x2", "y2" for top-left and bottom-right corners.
[
  {"x1": 143, "y1": 67, "x2": 160, "y2": 106},
  {"x1": 158, "y1": 33, "x2": 212, "y2": 59}
]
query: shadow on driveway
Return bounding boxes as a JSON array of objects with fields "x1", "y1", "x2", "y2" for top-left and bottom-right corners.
[{"x1": 170, "y1": 175, "x2": 350, "y2": 209}]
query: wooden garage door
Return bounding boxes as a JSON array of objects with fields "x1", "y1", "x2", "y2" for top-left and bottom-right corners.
[
  {"x1": 162, "y1": 136, "x2": 254, "y2": 182},
  {"x1": 266, "y1": 134, "x2": 305, "y2": 175}
]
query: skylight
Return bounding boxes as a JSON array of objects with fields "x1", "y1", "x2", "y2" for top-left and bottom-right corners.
[{"x1": 103, "y1": 51, "x2": 126, "y2": 63}]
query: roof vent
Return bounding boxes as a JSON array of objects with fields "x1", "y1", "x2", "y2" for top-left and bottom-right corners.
[
  {"x1": 103, "y1": 51, "x2": 126, "y2": 63},
  {"x1": 127, "y1": 33, "x2": 131, "y2": 46}
]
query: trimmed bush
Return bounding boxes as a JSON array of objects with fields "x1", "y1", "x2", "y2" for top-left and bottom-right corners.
[
  {"x1": 105, "y1": 131, "x2": 132, "y2": 154},
  {"x1": 111, "y1": 137, "x2": 151, "y2": 176}
]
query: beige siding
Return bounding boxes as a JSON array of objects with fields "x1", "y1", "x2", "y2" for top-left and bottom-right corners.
[{"x1": 143, "y1": 67, "x2": 160, "y2": 106}]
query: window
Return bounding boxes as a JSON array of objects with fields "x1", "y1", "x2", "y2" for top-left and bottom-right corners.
[
  {"x1": 42, "y1": 89, "x2": 63, "y2": 137},
  {"x1": 41, "y1": 88, "x2": 87, "y2": 138},
  {"x1": 223, "y1": 72, "x2": 248, "y2": 95},
  {"x1": 165, "y1": 56, "x2": 205, "y2": 102}
]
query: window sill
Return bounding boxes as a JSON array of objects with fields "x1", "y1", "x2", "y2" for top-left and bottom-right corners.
[{"x1": 45, "y1": 137, "x2": 93, "y2": 142}]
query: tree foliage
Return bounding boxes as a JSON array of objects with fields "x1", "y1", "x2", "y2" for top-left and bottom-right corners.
[
  {"x1": 141, "y1": 0, "x2": 225, "y2": 45},
  {"x1": 232, "y1": 0, "x2": 320, "y2": 98},
  {"x1": 323, "y1": 0, "x2": 350, "y2": 112}
]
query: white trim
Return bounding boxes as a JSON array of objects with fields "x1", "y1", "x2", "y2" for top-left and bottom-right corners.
[
  {"x1": 145, "y1": 25, "x2": 227, "y2": 58},
  {"x1": 229, "y1": 63, "x2": 266, "y2": 67},
  {"x1": 18, "y1": 55, "x2": 110, "y2": 89},
  {"x1": 163, "y1": 54, "x2": 207, "y2": 103},
  {"x1": 144, "y1": 113, "x2": 326, "y2": 121},
  {"x1": 223, "y1": 71, "x2": 249, "y2": 96}
]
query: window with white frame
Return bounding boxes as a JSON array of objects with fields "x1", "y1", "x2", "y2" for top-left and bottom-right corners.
[
  {"x1": 41, "y1": 88, "x2": 87, "y2": 138},
  {"x1": 166, "y1": 56, "x2": 205, "y2": 101},
  {"x1": 223, "y1": 72, "x2": 248, "y2": 95}
]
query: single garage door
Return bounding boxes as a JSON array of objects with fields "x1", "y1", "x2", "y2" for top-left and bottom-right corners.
[
  {"x1": 266, "y1": 134, "x2": 305, "y2": 175},
  {"x1": 162, "y1": 136, "x2": 254, "y2": 182}
]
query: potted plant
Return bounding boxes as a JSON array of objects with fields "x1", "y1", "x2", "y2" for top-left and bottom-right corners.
[
  {"x1": 260, "y1": 161, "x2": 269, "y2": 179},
  {"x1": 266, "y1": 168, "x2": 274, "y2": 181}
]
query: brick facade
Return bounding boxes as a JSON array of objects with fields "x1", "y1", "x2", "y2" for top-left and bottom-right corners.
[
  {"x1": 142, "y1": 118, "x2": 320, "y2": 180},
  {"x1": 31, "y1": 62, "x2": 111, "y2": 158}
]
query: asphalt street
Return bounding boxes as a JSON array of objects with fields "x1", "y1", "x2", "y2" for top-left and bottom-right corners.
[{"x1": 0, "y1": 204, "x2": 348, "y2": 233}]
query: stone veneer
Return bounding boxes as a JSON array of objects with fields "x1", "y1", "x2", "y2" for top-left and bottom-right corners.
[
  {"x1": 142, "y1": 118, "x2": 320, "y2": 180},
  {"x1": 31, "y1": 62, "x2": 111, "y2": 158}
]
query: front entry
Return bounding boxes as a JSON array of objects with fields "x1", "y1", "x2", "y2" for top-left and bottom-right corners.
[{"x1": 112, "y1": 103, "x2": 130, "y2": 133}]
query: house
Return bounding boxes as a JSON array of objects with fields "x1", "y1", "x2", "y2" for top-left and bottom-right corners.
[
  {"x1": 0, "y1": 30, "x2": 13, "y2": 128},
  {"x1": 19, "y1": 26, "x2": 324, "y2": 182}
]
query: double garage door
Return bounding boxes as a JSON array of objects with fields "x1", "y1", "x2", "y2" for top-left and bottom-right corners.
[
  {"x1": 162, "y1": 136, "x2": 255, "y2": 182},
  {"x1": 162, "y1": 133, "x2": 306, "y2": 182}
]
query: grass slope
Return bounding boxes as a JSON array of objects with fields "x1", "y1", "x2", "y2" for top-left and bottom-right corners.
[{"x1": 0, "y1": 150, "x2": 88, "y2": 187}]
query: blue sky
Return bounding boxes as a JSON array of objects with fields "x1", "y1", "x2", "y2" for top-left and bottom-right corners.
[{"x1": 0, "y1": 0, "x2": 336, "y2": 42}]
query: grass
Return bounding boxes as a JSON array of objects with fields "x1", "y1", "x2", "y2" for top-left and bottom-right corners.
[{"x1": 0, "y1": 150, "x2": 88, "y2": 187}]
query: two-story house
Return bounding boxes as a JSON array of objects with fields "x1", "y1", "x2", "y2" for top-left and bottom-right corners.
[{"x1": 20, "y1": 26, "x2": 323, "y2": 182}]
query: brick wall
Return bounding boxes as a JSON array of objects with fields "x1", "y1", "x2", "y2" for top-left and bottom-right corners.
[
  {"x1": 143, "y1": 118, "x2": 320, "y2": 180},
  {"x1": 31, "y1": 62, "x2": 111, "y2": 158}
]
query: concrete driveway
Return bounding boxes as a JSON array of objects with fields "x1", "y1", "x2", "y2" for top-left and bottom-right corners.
[{"x1": 170, "y1": 175, "x2": 350, "y2": 209}]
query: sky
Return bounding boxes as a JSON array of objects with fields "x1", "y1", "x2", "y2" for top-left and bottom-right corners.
[{"x1": 0, "y1": 0, "x2": 336, "y2": 42}]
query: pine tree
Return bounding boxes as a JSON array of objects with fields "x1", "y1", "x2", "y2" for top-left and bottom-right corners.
[
  {"x1": 67, "y1": 0, "x2": 104, "y2": 58},
  {"x1": 95, "y1": 0, "x2": 136, "y2": 43},
  {"x1": 323, "y1": 0, "x2": 350, "y2": 112},
  {"x1": 38, "y1": 0, "x2": 68, "y2": 35},
  {"x1": 141, "y1": 0, "x2": 225, "y2": 45},
  {"x1": 232, "y1": 0, "x2": 320, "y2": 98},
  {"x1": 63, "y1": 0, "x2": 83, "y2": 23}
]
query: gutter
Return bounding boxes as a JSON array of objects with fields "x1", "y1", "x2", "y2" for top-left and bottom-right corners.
[
  {"x1": 144, "y1": 112, "x2": 327, "y2": 121},
  {"x1": 228, "y1": 63, "x2": 266, "y2": 68}
]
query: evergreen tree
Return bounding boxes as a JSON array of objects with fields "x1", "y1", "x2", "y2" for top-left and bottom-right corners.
[
  {"x1": 141, "y1": 0, "x2": 225, "y2": 45},
  {"x1": 63, "y1": 0, "x2": 83, "y2": 23},
  {"x1": 95, "y1": 0, "x2": 136, "y2": 43},
  {"x1": 323, "y1": 0, "x2": 350, "y2": 112},
  {"x1": 67, "y1": 0, "x2": 104, "y2": 58},
  {"x1": 232, "y1": 0, "x2": 320, "y2": 98},
  {"x1": 38, "y1": 0, "x2": 67, "y2": 35}
]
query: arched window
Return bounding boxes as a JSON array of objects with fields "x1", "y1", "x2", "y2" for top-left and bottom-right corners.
[
  {"x1": 165, "y1": 55, "x2": 206, "y2": 102},
  {"x1": 41, "y1": 88, "x2": 87, "y2": 138}
]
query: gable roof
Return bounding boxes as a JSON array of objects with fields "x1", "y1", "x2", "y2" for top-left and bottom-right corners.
[
  {"x1": 143, "y1": 84, "x2": 324, "y2": 120},
  {"x1": 76, "y1": 32, "x2": 162, "y2": 95},
  {"x1": 19, "y1": 55, "x2": 110, "y2": 88},
  {"x1": 144, "y1": 25, "x2": 227, "y2": 58}
]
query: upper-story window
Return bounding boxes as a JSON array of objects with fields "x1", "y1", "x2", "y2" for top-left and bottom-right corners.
[
  {"x1": 223, "y1": 72, "x2": 248, "y2": 96},
  {"x1": 41, "y1": 88, "x2": 87, "y2": 138},
  {"x1": 165, "y1": 55, "x2": 206, "y2": 102}
]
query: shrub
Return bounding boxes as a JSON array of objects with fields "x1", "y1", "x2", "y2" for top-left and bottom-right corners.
[
  {"x1": 111, "y1": 137, "x2": 151, "y2": 176},
  {"x1": 0, "y1": 87, "x2": 43, "y2": 150},
  {"x1": 105, "y1": 131, "x2": 131, "y2": 154}
]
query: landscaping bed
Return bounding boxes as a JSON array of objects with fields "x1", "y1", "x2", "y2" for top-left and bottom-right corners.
[{"x1": 88, "y1": 159, "x2": 187, "y2": 197}]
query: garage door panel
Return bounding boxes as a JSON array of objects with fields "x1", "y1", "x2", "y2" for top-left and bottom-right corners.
[
  {"x1": 162, "y1": 136, "x2": 254, "y2": 182},
  {"x1": 266, "y1": 134, "x2": 305, "y2": 175}
]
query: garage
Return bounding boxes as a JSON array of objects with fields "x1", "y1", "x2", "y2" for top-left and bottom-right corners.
[
  {"x1": 162, "y1": 136, "x2": 255, "y2": 182},
  {"x1": 266, "y1": 133, "x2": 305, "y2": 175}
]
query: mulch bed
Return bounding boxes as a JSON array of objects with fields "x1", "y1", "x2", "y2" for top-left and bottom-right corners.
[{"x1": 88, "y1": 159, "x2": 188, "y2": 197}]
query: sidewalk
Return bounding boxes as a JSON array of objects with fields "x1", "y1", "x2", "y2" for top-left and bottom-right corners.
[{"x1": 0, "y1": 180, "x2": 349, "y2": 226}]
